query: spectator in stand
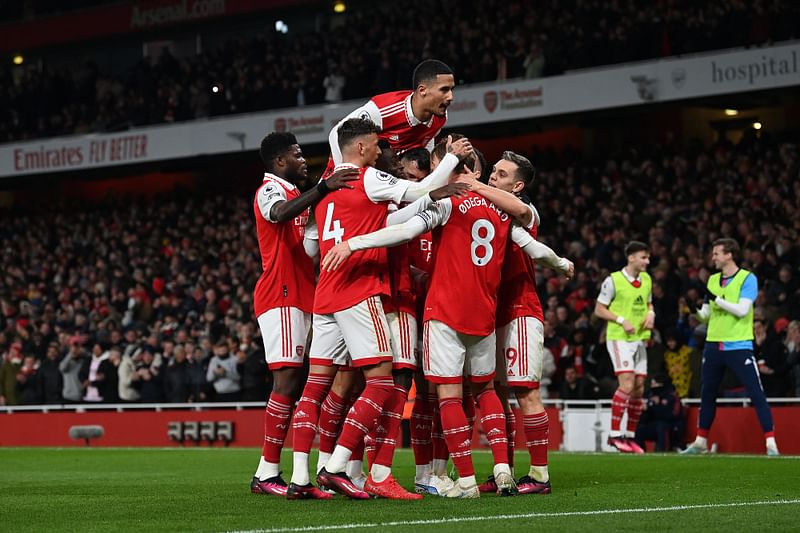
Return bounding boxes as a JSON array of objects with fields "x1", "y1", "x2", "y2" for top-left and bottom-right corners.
[
  {"x1": 37, "y1": 342, "x2": 63, "y2": 404},
  {"x1": 634, "y1": 373, "x2": 685, "y2": 452},
  {"x1": 134, "y1": 348, "x2": 164, "y2": 403},
  {"x1": 80, "y1": 343, "x2": 109, "y2": 402},
  {"x1": 786, "y1": 321, "x2": 800, "y2": 397},
  {"x1": 206, "y1": 337, "x2": 241, "y2": 402},
  {"x1": 163, "y1": 345, "x2": 192, "y2": 403},
  {"x1": 59, "y1": 339, "x2": 86, "y2": 403},
  {"x1": 559, "y1": 366, "x2": 592, "y2": 400},
  {"x1": 0, "y1": 342, "x2": 24, "y2": 405},
  {"x1": 17, "y1": 354, "x2": 41, "y2": 405},
  {"x1": 754, "y1": 319, "x2": 790, "y2": 397},
  {"x1": 117, "y1": 350, "x2": 141, "y2": 403},
  {"x1": 97, "y1": 347, "x2": 121, "y2": 403}
]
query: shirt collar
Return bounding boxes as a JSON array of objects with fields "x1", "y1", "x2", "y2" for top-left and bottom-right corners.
[
  {"x1": 621, "y1": 267, "x2": 640, "y2": 282},
  {"x1": 405, "y1": 93, "x2": 433, "y2": 128},
  {"x1": 263, "y1": 172, "x2": 296, "y2": 190}
]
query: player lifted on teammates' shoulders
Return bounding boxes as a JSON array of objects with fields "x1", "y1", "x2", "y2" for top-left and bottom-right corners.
[
  {"x1": 248, "y1": 132, "x2": 357, "y2": 498},
  {"x1": 594, "y1": 241, "x2": 655, "y2": 454},
  {"x1": 322, "y1": 152, "x2": 574, "y2": 498},
  {"x1": 329, "y1": 59, "x2": 454, "y2": 161},
  {"x1": 287, "y1": 118, "x2": 473, "y2": 500}
]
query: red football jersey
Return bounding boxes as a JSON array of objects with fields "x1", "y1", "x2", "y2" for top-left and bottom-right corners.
[
  {"x1": 313, "y1": 165, "x2": 411, "y2": 314},
  {"x1": 253, "y1": 174, "x2": 315, "y2": 316},
  {"x1": 382, "y1": 244, "x2": 416, "y2": 316},
  {"x1": 497, "y1": 221, "x2": 545, "y2": 326},
  {"x1": 328, "y1": 90, "x2": 448, "y2": 170},
  {"x1": 423, "y1": 193, "x2": 512, "y2": 336}
]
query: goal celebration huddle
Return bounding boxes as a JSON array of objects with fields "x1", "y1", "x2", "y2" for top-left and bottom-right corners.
[{"x1": 250, "y1": 58, "x2": 574, "y2": 500}]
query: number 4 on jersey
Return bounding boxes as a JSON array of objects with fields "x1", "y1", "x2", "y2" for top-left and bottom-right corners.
[{"x1": 322, "y1": 203, "x2": 345, "y2": 244}]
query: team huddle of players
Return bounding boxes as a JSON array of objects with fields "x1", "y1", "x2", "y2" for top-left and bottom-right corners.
[{"x1": 248, "y1": 60, "x2": 574, "y2": 500}]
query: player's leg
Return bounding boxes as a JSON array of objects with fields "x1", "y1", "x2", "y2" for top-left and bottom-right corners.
[
  {"x1": 252, "y1": 307, "x2": 308, "y2": 496},
  {"x1": 727, "y1": 349, "x2": 779, "y2": 455},
  {"x1": 410, "y1": 370, "x2": 436, "y2": 488},
  {"x1": 507, "y1": 317, "x2": 551, "y2": 494},
  {"x1": 424, "y1": 319, "x2": 478, "y2": 498},
  {"x1": 287, "y1": 312, "x2": 346, "y2": 499},
  {"x1": 468, "y1": 330, "x2": 516, "y2": 496},
  {"x1": 623, "y1": 343, "x2": 648, "y2": 454},
  {"x1": 318, "y1": 297, "x2": 395, "y2": 499},
  {"x1": 681, "y1": 343, "x2": 725, "y2": 454},
  {"x1": 316, "y1": 369, "x2": 357, "y2": 475},
  {"x1": 607, "y1": 339, "x2": 636, "y2": 453}
]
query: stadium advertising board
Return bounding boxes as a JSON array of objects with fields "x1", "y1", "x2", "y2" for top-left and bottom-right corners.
[{"x1": 1, "y1": 42, "x2": 797, "y2": 177}]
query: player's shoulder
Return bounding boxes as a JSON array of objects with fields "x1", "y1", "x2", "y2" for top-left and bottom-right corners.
[
  {"x1": 371, "y1": 90, "x2": 412, "y2": 110},
  {"x1": 364, "y1": 165, "x2": 399, "y2": 185}
]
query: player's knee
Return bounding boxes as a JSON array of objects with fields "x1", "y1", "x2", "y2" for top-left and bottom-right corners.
[{"x1": 516, "y1": 388, "x2": 543, "y2": 413}]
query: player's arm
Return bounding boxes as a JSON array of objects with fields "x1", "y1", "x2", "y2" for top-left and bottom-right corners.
[
  {"x1": 303, "y1": 214, "x2": 320, "y2": 259},
  {"x1": 328, "y1": 101, "x2": 382, "y2": 165},
  {"x1": 710, "y1": 273, "x2": 757, "y2": 318},
  {"x1": 594, "y1": 277, "x2": 636, "y2": 334},
  {"x1": 385, "y1": 183, "x2": 469, "y2": 226},
  {"x1": 510, "y1": 225, "x2": 573, "y2": 276},
  {"x1": 321, "y1": 201, "x2": 451, "y2": 272},
  {"x1": 267, "y1": 168, "x2": 359, "y2": 223},
  {"x1": 643, "y1": 303, "x2": 656, "y2": 330},
  {"x1": 464, "y1": 179, "x2": 534, "y2": 228}
]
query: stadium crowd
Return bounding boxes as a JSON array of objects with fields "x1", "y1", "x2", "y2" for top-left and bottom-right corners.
[
  {"x1": 2, "y1": 0, "x2": 799, "y2": 142},
  {"x1": 0, "y1": 131, "x2": 798, "y2": 407}
]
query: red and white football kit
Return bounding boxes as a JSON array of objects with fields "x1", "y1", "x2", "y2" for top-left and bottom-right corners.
[
  {"x1": 496, "y1": 204, "x2": 546, "y2": 389},
  {"x1": 253, "y1": 173, "x2": 315, "y2": 370},
  {"x1": 329, "y1": 91, "x2": 447, "y2": 165},
  {"x1": 383, "y1": 242, "x2": 418, "y2": 370}
]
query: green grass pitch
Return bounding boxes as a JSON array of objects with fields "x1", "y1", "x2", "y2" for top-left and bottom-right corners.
[{"x1": 1, "y1": 448, "x2": 798, "y2": 532}]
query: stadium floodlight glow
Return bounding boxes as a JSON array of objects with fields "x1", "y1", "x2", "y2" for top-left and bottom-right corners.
[
  {"x1": 753, "y1": 122, "x2": 762, "y2": 130},
  {"x1": 724, "y1": 109, "x2": 738, "y2": 116},
  {"x1": 12, "y1": 54, "x2": 23, "y2": 65},
  {"x1": 212, "y1": 85, "x2": 220, "y2": 93},
  {"x1": 275, "y1": 20, "x2": 288, "y2": 33},
  {"x1": 333, "y1": 1, "x2": 346, "y2": 13}
]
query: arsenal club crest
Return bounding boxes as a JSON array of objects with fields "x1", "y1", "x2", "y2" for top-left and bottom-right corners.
[{"x1": 484, "y1": 91, "x2": 498, "y2": 113}]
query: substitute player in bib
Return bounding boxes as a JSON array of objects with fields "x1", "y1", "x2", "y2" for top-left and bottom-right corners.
[
  {"x1": 474, "y1": 152, "x2": 552, "y2": 495},
  {"x1": 328, "y1": 60, "x2": 453, "y2": 164},
  {"x1": 289, "y1": 118, "x2": 473, "y2": 500},
  {"x1": 594, "y1": 241, "x2": 654, "y2": 454},
  {"x1": 681, "y1": 238, "x2": 779, "y2": 456},
  {"x1": 321, "y1": 158, "x2": 573, "y2": 498},
  {"x1": 249, "y1": 132, "x2": 357, "y2": 498}
]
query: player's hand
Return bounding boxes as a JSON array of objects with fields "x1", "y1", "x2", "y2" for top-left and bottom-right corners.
[
  {"x1": 446, "y1": 135, "x2": 473, "y2": 160},
  {"x1": 430, "y1": 183, "x2": 470, "y2": 201},
  {"x1": 561, "y1": 259, "x2": 575, "y2": 279},
  {"x1": 325, "y1": 168, "x2": 360, "y2": 191},
  {"x1": 321, "y1": 241, "x2": 353, "y2": 272},
  {"x1": 622, "y1": 320, "x2": 636, "y2": 335},
  {"x1": 643, "y1": 311, "x2": 655, "y2": 330}
]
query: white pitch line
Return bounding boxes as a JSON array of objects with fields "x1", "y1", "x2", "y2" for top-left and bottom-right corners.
[{"x1": 224, "y1": 499, "x2": 800, "y2": 533}]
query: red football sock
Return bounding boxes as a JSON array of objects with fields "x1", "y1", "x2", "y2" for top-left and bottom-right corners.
[
  {"x1": 463, "y1": 389, "x2": 476, "y2": 434},
  {"x1": 317, "y1": 390, "x2": 347, "y2": 454},
  {"x1": 523, "y1": 411, "x2": 549, "y2": 467},
  {"x1": 438, "y1": 396, "x2": 474, "y2": 478},
  {"x1": 373, "y1": 386, "x2": 408, "y2": 468},
  {"x1": 626, "y1": 395, "x2": 643, "y2": 434},
  {"x1": 336, "y1": 376, "x2": 394, "y2": 452},
  {"x1": 410, "y1": 392, "x2": 434, "y2": 466},
  {"x1": 475, "y1": 389, "x2": 508, "y2": 466},
  {"x1": 261, "y1": 392, "x2": 293, "y2": 463},
  {"x1": 292, "y1": 373, "x2": 334, "y2": 454},
  {"x1": 431, "y1": 396, "x2": 449, "y2": 462},
  {"x1": 505, "y1": 409, "x2": 516, "y2": 469},
  {"x1": 611, "y1": 388, "x2": 630, "y2": 433}
]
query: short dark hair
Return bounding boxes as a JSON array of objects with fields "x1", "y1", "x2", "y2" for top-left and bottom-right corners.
[
  {"x1": 712, "y1": 238, "x2": 740, "y2": 261},
  {"x1": 399, "y1": 148, "x2": 431, "y2": 173},
  {"x1": 259, "y1": 132, "x2": 297, "y2": 171},
  {"x1": 625, "y1": 240, "x2": 650, "y2": 257},
  {"x1": 474, "y1": 148, "x2": 489, "y2": 184},
  {"x1": 501, "y1": 151, "x2": 536, "y2": 186},
  {"x1": 432, "y1": 134, "x2": 474, "y2": 173},
  {"x1": 412, "y1": 59, "x2": 453, "y2": 89},
  {"x1": 337, "y1": 118, "x2": 381, "y2": 152}
]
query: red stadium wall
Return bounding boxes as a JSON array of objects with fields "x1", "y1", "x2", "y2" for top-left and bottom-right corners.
[
  {"x1": 2, "y1": 406, "x2": 798, "y2": 454},
  {"x1": 0, "y1": 407, "x2": 562, "y2": 450}
]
